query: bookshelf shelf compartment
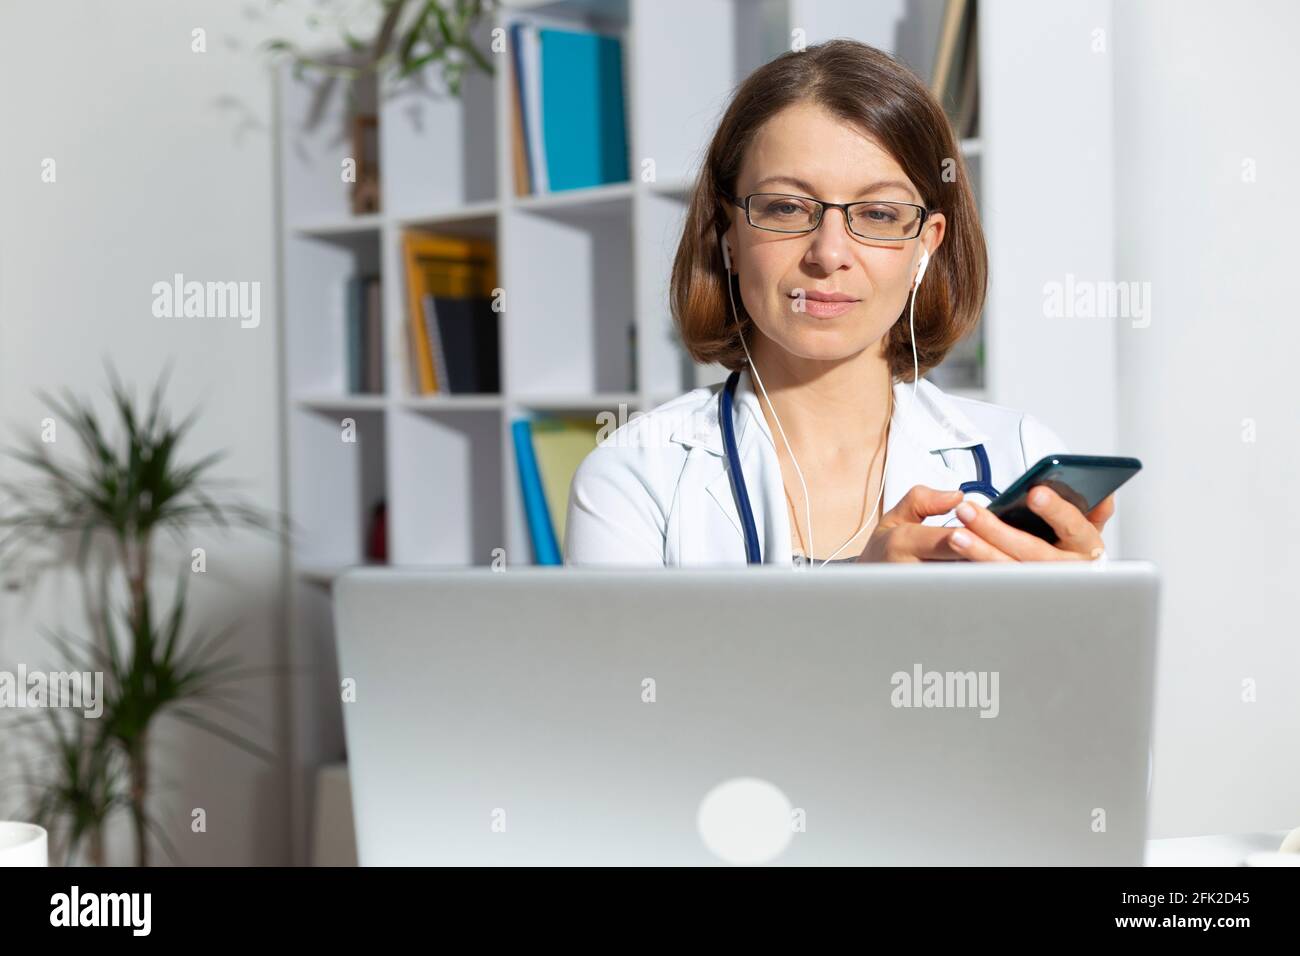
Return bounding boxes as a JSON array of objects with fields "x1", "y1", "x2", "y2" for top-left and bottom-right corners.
[
  {"x1": 633, "y1": 188, "x2": 692, "y2": 399},
  {"x1": 288, "y1": 407, "x2": 387, "y2": 570},
  {"x1": 279, "y1": 53, "x2": 381, "y2": 227},
  {"x1": 380, "y1": 19, "x2": 498, "y2": 218},
  {"x1": 388, "y1": 407, "x2": 504, "y2": 567},
  {"x1": 284, "y1": 234, "x2": 382, "y2": 399},
  {"x1": 503, "y1": 204, "x2": 635, "y2": 397}
]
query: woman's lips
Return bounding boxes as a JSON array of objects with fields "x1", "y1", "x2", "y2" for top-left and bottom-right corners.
[{"x1": 800, "y1": 297, "x2": 859, "y2": 318}]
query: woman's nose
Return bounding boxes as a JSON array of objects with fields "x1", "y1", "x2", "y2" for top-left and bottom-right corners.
[{"x1": 805, "y1": 206, "x2": 855, "y2": 271}]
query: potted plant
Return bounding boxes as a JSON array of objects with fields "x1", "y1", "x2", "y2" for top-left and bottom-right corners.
[{"x1": 0, "y1": 366, "x2": 285, "y2": 866}]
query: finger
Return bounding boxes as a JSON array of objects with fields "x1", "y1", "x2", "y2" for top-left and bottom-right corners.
[
  {"x1": 901, "y1": 526, "x2": 972, "y2": 561},
  {"x1": 1027, "y1": 486, "x2": 1103, "y2": 556},
  {"x1": 948, "y1": 526, "x2": 1015, "y2": 562},
  {"x1": 1027, "y1": 485, "x2": 1099, "y2": 550},
  {"x1": 1085, "y1": 493, "x2": 1116, "y2": 533},
  {"x1": 955, "y1": 499, "x2": 1061, "y2": 561},
  {"x1": 881, "y1": 486, "x2": 964, "y2": 528}
]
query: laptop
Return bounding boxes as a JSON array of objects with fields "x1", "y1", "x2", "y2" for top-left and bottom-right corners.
[{"x1": 333, "y1": 562, "x2": 1160, "y2": 865}]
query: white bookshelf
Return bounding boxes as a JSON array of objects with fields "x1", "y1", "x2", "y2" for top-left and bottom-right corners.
[{"x1": 274, "y1": 0, "x2": 1114, "y2": 862}]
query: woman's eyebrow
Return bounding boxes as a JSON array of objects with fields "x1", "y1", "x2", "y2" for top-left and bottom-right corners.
[{"x1": 754, "y1": 175, "x2": 918, "y2": 201}]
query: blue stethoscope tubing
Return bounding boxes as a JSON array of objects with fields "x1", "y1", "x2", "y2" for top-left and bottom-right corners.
[{"x1": 720, "y1": 368, "x2": 1000, "y2": 564}]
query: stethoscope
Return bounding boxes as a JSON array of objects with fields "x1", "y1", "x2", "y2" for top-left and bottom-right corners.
[{"x1": 719, "y1": 368, "x2": 1001, "y2": 564}]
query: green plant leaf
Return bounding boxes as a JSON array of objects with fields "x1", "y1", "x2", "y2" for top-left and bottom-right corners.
[{"x1": 169, "y1": 708, "x2": 275, "y2": 763}]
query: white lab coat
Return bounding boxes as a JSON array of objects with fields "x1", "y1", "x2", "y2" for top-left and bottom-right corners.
[{"x1": 564, "y1": 366, "x2": 1068, "y2": 567}]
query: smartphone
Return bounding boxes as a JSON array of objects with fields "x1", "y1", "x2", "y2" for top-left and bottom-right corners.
[{"x1": 987, "y1": 454, "x2": 1142, "y2": 543}]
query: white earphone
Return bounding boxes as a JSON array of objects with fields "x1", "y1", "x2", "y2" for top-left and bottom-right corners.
[
  {"x1": 905, "y1": 247, "x2": 929, "y2": 412},
  {"x1": 718, "y1": 234, "x2": 931, "y2": 567}
]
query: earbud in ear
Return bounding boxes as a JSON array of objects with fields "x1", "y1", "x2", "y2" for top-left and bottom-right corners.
[
  {"x1": 914, "y1": 248, "x2": 930, "y2": 288},
  {"x1": 721, "y1": 237, "x2": 732, "y2": 272}
]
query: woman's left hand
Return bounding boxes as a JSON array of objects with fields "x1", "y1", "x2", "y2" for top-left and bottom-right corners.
[{"x1": 948, "y1": 487, "x2": 1115, "y2": 562}]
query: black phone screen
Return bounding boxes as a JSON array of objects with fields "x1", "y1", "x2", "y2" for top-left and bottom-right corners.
[{"x1": 986, "y1": 454, "x2": 1142, "y2": 543}]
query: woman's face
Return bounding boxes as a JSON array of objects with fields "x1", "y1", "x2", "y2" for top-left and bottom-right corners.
[{"x1": 724, "y1": 102, "x2": 945, "y2": 365}]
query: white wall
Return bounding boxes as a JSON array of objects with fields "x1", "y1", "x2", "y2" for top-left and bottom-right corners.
[
  {"x1": 980, "y1": 0, "x2": 1118, "y2": 457},
  {"x1": 1113, "y1": 0, "x2": 1300, "y2": 837},
  {"x1": 0, "y1": 0, "x2": 341, "y2": 864}
]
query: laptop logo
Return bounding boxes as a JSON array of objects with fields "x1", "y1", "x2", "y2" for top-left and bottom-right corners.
[
  {"x1": 890, "y1": 663, "x2": 1000, "y2": 718},
  {"x1": 697, "y1": 777, "x2": 799, "y2": 865}
]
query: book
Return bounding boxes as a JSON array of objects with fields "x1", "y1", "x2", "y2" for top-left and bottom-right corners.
[
  {"x1": 402, "y1": 233, "x2": 499, "y2": 394},
  {"x1": 508, "y1": 21, "x2": 533, "y2": 196},
  {"x1": 346, "y1": 275, "x2": 365, "y2": 393},
  {"x1": 517, "y1": 21, "x2": 549, "y2": 193},
  {"x1": 365, "y1": 277, "x2": 383, "y2": 393},
  {"x1": 511, "y1": 419, "x2": 561, "y2": 565},
  {"x1": 423, "y1": 293, "x2": 499, "y2": 394},
  {"x1": 421, "y1": 294, "x2": 450, "y2": 395},
  {"x1": 402, "y1": 235, "x2": 439, "y2": 393},
  {"x1": 529, "y1": 415, "x2": 602, "y2": 549},
  {"x1": 401, "y1": 319, "x2": 421, "y2": 395},
  {"x1": 344, "y1": 275, "x2": 383, "y2": 394},
  {"x1": 508, "y1": 19, "x2": 629, "y2": 194},
  {"x1": 539, "y1": 27, "x2": 629, "y2": 192}
]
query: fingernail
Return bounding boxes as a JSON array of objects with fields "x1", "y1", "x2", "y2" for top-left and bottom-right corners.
[
  {"x1": 951, "y1": 529, "x2": 971, "y2": 548},
  {"x1": 1031, "y1": 487, "x2": 1049, "y2": 507},
  {"x1": 956, "y1": 503, "x2": 976, "y2": 523}
]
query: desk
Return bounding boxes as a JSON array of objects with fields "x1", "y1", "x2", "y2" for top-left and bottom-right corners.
[
  {"x1": 1144, "y1": 830, "x2": 1294, "y2": 866},
  {"x1": 315, "y1": 757, "x2": 1293, "y2": 867}
]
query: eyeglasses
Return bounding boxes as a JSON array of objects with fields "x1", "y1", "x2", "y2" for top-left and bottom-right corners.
[{"x1": 724, "y1": 191, "x2": 932, "y2": 241}]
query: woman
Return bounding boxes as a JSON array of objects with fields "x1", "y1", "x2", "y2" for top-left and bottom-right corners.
[{"x1": 565, "y1": 39, "x2": 1114, "y2": 567}]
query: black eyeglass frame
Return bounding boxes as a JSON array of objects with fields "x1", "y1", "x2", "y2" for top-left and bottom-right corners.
[{"x1": 723, "y1": 191, "x2": 935, "y2": 241}]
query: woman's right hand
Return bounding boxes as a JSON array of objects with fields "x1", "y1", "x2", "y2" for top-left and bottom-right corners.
[{"x1": 857, "y1": 486, "x2": 966, "y2": 563}]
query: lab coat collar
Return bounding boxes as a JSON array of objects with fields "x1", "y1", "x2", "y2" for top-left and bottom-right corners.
[
  {"x1": 669, "y1": 366, "x2": 990, "y2": 560},
  {"x1": 669, "y1": 364, "x2": 989, "y2": 457}
]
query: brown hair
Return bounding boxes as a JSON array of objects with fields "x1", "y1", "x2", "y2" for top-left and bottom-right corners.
[{"x1": 670, "y1": 39, "x2": 986, "y2": 382}]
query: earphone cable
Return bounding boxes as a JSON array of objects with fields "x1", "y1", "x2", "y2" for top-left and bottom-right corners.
[
  {"x1": 721, "y1": 238, "x2": 925, "y2": 568},
  {"x1": 816, "y1": 279, "x2": 919, "y2": 565},
  {"x1": 726, "y1": 265, "x2": 817, "y2": 565}
]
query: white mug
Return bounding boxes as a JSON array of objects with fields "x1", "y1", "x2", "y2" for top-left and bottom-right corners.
[{"x1": 0, "y1": 822, "x2": 48, "y2": 866}]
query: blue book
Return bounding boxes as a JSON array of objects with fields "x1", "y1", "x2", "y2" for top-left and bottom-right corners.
[
  {"x1": 346, "y1": 275, "x2": 365, "y2": 393},
  {"x1": 511, "y1": 419, "x2": 562, "y2": 565},
  {"x1": 508, "y1": 22, "x2": 535, "y2": 191},
  {"x1": 539, "y1": 28, "x2": 629, "y2": 191}
]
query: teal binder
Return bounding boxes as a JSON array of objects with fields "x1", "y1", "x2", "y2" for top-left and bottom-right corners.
[{"x1": 539, "y1": 28, "x2": 629, "y2": 191}]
